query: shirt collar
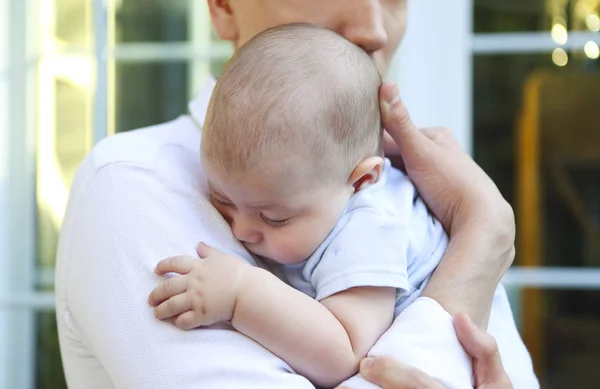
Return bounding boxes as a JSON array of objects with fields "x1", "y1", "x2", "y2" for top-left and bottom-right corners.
[{"x1": 188, "y1": 76, "x2": 217, "y2": 130}]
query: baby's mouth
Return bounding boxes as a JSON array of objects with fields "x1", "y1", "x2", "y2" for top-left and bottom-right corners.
[
  {"x1": 256, "y1": 254, "x2": 298, "y2": 269},
  {"x1": 242, "y1": 244, "x2": 269, "y2": 261},
  {"x1": 242, "y1": 244, "x2": 288, "y2": 265}
]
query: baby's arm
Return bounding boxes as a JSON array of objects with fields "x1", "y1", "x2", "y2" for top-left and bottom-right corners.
[
  {"x1": 233, "y1": 267, "x2": 396, "y2": 387},
  {"x1": 149, "y1": 244, "x2": 396, "y2": 388}
]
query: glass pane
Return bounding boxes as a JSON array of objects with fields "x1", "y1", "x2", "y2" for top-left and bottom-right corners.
[
  {"x1": 36, "y1": 54, "x2": 94, "y2": 287},
  {"x1": 114, "y1": 59, "x2": 228, "y2": 133},
  {"x1": 35, "y1": 0, "x2": 95, "y2": 286},
  {"x1": 41, "y1": 0, "x2": 92, "y2": 48},
  {"x1": 115, "y1": 0, "x2": 193, "y2": 42},
  {"x1": 35, "y1": 311, "x2": 67, "y2": 389},
  {"x1": 474, "y1": 0, "x2": 600, "y2": 33},
  {"x1": 473, "y1": 52, "x2": 600, "y2": 268},
  {"x1": 505, "y1": 287, "x2": 600, "y2": 388},
  {"x1": 115, "y1": 61, "x2": 189, "y2": 131}
]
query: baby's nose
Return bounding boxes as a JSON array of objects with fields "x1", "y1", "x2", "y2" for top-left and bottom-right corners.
[{"x1": 231, "y1": 218, "x2": 261, "y2": 244}]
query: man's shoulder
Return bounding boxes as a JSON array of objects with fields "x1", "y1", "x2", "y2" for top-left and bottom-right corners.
[
  {"x1": 67, "y1": 115, "x2": 206, "y2": 209},
  {"x1": 89, "y1": 116, "x2": 200, "y2": 172}
]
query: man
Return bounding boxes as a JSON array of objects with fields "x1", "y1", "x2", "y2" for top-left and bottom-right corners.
[
  {"x1": 341, "y1": 313, "x2": 516, "y2": 389},
  {"x1": 55, "y1": 1, "x2": 535, "y2": 388}
]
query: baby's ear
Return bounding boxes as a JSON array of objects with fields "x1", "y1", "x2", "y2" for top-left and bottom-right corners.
[{"x1": 348, "y1": 157, "x2": 384, "y2": 192}]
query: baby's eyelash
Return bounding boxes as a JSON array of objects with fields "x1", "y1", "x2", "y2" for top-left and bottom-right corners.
[{"x1": 260, "y1": 214, "x2": 290, "y2": 228}]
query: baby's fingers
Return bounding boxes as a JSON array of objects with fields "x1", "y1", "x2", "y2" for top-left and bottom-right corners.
[
  {"x1": 154, "y1": 293, "x2": 191, "y2": 320},
  {"x1": 155, "y1": 255, "x2": 195, "y2": 275},
  {"x1": 148, "y1": 276, "x2": 188, "y2": 306},
  {"x1": 174, "y1": 311, "x2": 203, "y2": 330}
]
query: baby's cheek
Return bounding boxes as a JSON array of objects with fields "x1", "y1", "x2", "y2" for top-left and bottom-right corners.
[
  {"x1": 291, "y1": 230, "x2": 323, "y2": 261},
  {"x1": 271, "y1": 232, "x2": 316, "y2": 265}
]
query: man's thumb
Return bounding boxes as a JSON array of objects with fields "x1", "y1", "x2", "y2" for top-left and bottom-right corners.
[
  {"x1": 379, "y1": 82, "x2": 427, "y2": 159},
  {"x1": 453, "y1": 313, "x2": 495, "y2": 359},
  {"x1": 454, "y1": 313, "x2": 513, "y2": 387}
]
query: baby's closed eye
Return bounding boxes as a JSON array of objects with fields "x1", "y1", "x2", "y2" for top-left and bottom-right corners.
[{"x1": 260, "y1": 214, "x2": 291, "y2": 228}]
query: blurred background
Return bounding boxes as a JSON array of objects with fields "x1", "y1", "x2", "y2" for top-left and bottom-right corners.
[{"x1": 0, "y1": 0, "x2": 599, "y2": 388}]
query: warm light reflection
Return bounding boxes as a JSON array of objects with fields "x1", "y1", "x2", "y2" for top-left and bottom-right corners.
[
  {"x1": 551, "y1": 24, "x2": 568, "y2": 45},
  {"x1": 46, "y1": 55, "x2": 93, "y2": 87},
  {"x1": 37, "y1": 1, "x2": 94, "y2": 228},
  {"x1": 552, "y1": 48, "x2": 569, "y2": 66},
  {"x1": 575, "y1": 1, "x2": 590, "y2": 18},
  {"x1": 37, "y1": 0, "x2": 67, "y2": 228},
  {"x1": 39, "y1": 0, "x2": 55, "y2": 52},
  {"x1": 552, "y1": 16, "x2": 567, "y2": 27},
  {"x1": 38, "y1": 57, "x2": 71, "y2": 227},
  {"x1": 584, "y1": 41, "x2": 600, "y2": 59},
  {"x1": 586, "y1": 13, "x2": 600, "y2": 31}
]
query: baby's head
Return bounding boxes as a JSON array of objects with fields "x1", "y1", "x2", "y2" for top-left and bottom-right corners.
[{"x1": 202, "y1": 23, "x2": 383, "y2": 264}]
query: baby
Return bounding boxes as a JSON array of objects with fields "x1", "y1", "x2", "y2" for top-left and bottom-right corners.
[{"x1": 149, "y1": 23, "x2": 447, "y2": 388}]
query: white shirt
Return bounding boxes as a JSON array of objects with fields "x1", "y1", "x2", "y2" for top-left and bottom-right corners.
[
  {"x1": 55, "y1": 78, "x2": 539, "y2": 389},
  {"x1": 284, "y1": 159, "x2": 447, "y2": 317}
]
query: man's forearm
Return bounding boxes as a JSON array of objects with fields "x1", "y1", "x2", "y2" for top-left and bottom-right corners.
[
  {"x1": 422, "y1": 223, "x2": 515, "y2": 329},
  {"x1": 232, "y1": 267, "x2": 359, "y2": 387}
]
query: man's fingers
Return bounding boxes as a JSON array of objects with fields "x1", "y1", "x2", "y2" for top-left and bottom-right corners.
[
  {"x1": 383, "y1": 131, "x2": 402, "y2": 156},
  {"x1": 155, "y1": 256, "x2": 195, "y2": 275},
  {"x1": 381, "y1": 81, "x2": 401, "y2": 106},
  {"x1": 148, "y1": 276, "x2": 188, "y2": 306},
  {"x1": 154, "y1": 293, "x2": 191, "y2": 320},
  {"x1": 196, "y1": 242, "x2": 221, "y2": 258},
  {"x1": 454, "y1": 312, "x2": 499, "y2": 359},
  {"x1": 379, "y1": 82, "x2": 429, "y2": 160},
  {"x1": 454, "y1": 312, "x2": 511, "y2": 387},
  {"x1": 420, "y1": 127, "x2": 461, "y2": 151},
  {"x1": 359, "y1": 356, "x2": 446, "y2": 389}
]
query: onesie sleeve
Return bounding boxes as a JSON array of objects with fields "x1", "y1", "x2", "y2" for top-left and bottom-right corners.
[{"x1": 308, "y1": 207, "x2": 410, "y2": 301}]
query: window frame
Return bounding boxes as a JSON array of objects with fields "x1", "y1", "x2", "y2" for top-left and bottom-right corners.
[{"x1": 1, "y1": 0, "x2": 600, "y2": 387}]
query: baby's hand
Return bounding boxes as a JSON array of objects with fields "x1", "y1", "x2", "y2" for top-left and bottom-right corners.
[{"x1": 148, "y1": 243, "x2": 250, "y2": 329}]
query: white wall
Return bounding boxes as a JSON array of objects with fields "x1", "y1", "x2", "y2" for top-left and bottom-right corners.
[
  {"x1": 390, "y1": 0, "x2": 473, "y2": 153},
  {"x1": 0, "y1": 0, "x2": 36, "y2": 387},
  {"x1": 0, "y1": 0, "x2": 12, "y2": 385}
]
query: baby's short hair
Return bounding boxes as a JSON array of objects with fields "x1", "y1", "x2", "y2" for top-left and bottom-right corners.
[{"x1": 202, "y1": 23, "x2": 382, "y2": 185}]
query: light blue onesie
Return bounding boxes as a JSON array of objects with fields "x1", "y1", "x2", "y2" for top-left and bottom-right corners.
[{"x1": 282, "y1": 159, "x2": 448, "y2": 317}]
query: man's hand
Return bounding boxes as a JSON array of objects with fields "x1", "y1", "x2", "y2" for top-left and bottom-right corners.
[
  {"x1": 337, "y1": 313, "x2": 513, "y2": 389},
  {"x1": 148, "y1": 243, "x2": 250, "y2": 329},
  {"x1": 343, "y1": 356, "x2": 447, "y2": 389},
  {"x1": 379, "y1": 81, "x2": 515, "y2": 326},
  {"x1": 453, "y1": 313, "x2": 513, "y2": 389},
  {"x1": 379, "y1": 81, "x2": 514, "y2": 243}
]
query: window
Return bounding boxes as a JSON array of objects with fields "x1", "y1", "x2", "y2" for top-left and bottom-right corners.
[
  {"x1": 2, "y1": 1, "x2": 599, "y2": 388},
  {"x1": 1, "y1": 1, "x2": 229, "y2": 387},
  {"x1": 472, "y1": 0, "x2": 600, "y2": 387}
]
